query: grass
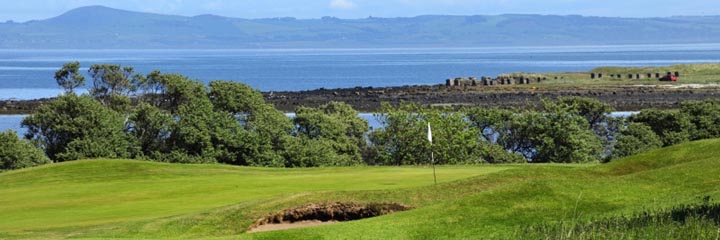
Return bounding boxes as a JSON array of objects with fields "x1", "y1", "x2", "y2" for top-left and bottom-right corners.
[
  {"x1": 1, "y1": 138, "x2": 720, "y2": 239},
  {"x1": 0, "y1": 161, "x2": 510, "y2": 238},
  {"x1": 517, "y1": 198, "x2": 720, "y2": 239},
  {"x1": 537, "y1": 63, "x2": 720, "y2": 86}
]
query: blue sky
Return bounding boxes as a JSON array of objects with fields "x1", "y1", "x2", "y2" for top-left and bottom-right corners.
[{"x1": 2, "y1": 0, "x2": 719, "y2": 22}]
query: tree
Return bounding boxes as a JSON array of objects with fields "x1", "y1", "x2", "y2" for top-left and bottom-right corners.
[
  {"x1": 281, "y1": 136, "x2": 353, "y2": 167},
  {"x1": 612, "y1": 123, "x2": 663, "y2": 159},
  {"x1": 209, "y1": 80, "x2": 292, "y2": 166},
  {"x1": 503, "y1": 108, "x2": 602, "y2": 163},
  {"x1": 126, "y1": 103, "x2": 173, "y2": 158},
  {"x1": 680, "y1": 99, "x2": 720, "y2": 140},
  {"x1": 466, "y1": 107, "x2": 515, "y2": 143},
  {"x1": 293, "y1": 101, "x2": 369, "y2": 165},
  {"x1": 21, "y1": 94, "x2": 131, "y2": 162},
  {"x1": 553, "y1": 97, "x2": 613, "y2": 130},
  {"x1": 135, "y1": 70, "x2": 165, "y2": 106},
  {"x1": 0, "y1": 130, "x2": 50, "y2": 171},
  {"x1": 630, "y1": 109, "x2": 693, "y2": 146},
  {"x1": 370, "y1": 103, "x2": 485, "y2": 165},
  {"x1": 87, "y1": 64, "x2": 138, "y2": 105},
  {"x1": 54, "y1": 61, "x2": 85, "y2": 93}
]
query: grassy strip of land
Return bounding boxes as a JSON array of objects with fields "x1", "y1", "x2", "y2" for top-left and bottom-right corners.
[
  {"x1": 537, "y1": 63, "x2": 720, "y2": 86},
  {"x1": 1, "y1": 138, "x2": 720, "y2": 239}
]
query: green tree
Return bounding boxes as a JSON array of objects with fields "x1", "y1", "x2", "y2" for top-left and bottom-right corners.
[
  {"x1": 208, "y1": 80, "x2": 292, "y2": 166},
  {"x1": 466, "y1": 107, "x2": 515, "y2": 143},
  {"x1": 293, "y1": 101, "x2": 369, "y2": 166},
  {"x1": 504, "y1": 107, "x2": 602, "y2": 163},
  {"x1": 370, "y1": 103, "x2": 485, "y2": 165},
  {"x1": 87, "y1": 64, "x2": 139, "y2": 105},
  {"x1": 370, "y1": 103, "x2": 432, "y2": 165},
  {"x1": 281, "y1": 136, "x2": 353, "y2": 167},
  {"x1": 54, "y1": 61, "x2": 85, "y2": 94},
  {"x1": 21, "y1": 94, "x2": 131, "y2": 162},
  {"x1": 680, "y1": 99, "x2": 720, "y2": 140},
  {"x1": 612, "y1": 123, "x2": 663, "y2": 159},
  {"x1": 630, "y1": 109, "x2": 693, "y2": 146},
  {"x1": 126, "y1": 103, "x2": 173, "y2": 158},
  {"x1": 0, "y1": 130, "x2": 50, "y2": 170},
  {"x1": 134, "y1": 70, "x2": 165, "y2": 106},
  {"x1": 554, "y1": 97, "x2": 613, "y2": 130}
]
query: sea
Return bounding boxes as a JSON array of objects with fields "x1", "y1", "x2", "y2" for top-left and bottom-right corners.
[{"x1": 1, "y1": 44, "x2": 720, "y2": 134}]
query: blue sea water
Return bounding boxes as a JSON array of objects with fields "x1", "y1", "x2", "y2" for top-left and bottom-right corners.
[
  {"x1": 2, "y1": 44, "x2": 720, "y2": 100},
  {"x1": 0, "y1": 44, "x2": 718, "y2": 134}
]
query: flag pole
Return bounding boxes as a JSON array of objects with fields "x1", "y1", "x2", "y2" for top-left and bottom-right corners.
[
  {"x1": 431, "y1": 148, "x2": 437, "y2": 185},
  {"x1": 428, "y1": 122, "x2": 437, "y2": 185}
]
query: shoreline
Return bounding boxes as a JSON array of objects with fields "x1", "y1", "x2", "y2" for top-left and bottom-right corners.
[
  {"x1": 2, "y1": 84, "x2": 720, "y2": 114},
  {"x1": 264, "y1": 84, "x2": 720, "y2": 112}
]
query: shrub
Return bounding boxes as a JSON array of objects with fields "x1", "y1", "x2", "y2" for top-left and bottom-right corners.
[
  {"x1": 613, "y1": 123, "x2": 663, "y2": 159},
  {"x1": 0, "y1": 130, "x2": 50, "y2": 170}
]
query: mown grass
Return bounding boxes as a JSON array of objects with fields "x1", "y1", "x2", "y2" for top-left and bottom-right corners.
[
  {"x1": 0, "y1": 161, "x2": 510, "y2": 238},
  {"x1": 1, "y1": 138, "x2": 720, "y2": 239}
]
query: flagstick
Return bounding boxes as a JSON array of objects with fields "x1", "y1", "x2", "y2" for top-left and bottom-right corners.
[
  {"x1": 428, "y1": 122, "x2": 437, "y2": 185},
  {"x1": 431, "y1": 149, "x2": 437, "y2": 185}
]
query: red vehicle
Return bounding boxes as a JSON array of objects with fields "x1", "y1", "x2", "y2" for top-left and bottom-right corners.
[{"x1": 659, "y1": 73, "x2": 678, "y2": 82}]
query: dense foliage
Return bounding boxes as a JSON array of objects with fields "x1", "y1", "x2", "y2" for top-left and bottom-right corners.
[
  {"x1": 9, "y1": 62, "x2": 720, "y2": 170},
  {"x1": 0, "y1": 130, "x2": 50, "y2": 171}
]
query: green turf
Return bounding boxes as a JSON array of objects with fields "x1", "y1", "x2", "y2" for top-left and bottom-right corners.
[
  {"x1": 0, "y1": 160, "x2": 510, "y2": 237},
  {"x1": 1, "y1": 138, "x2": 719, "y2": 239}
]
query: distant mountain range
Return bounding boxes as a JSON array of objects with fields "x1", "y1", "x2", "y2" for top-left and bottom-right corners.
[{"x1": 2, "y1": 6, "x2": 720, "y2": 49}]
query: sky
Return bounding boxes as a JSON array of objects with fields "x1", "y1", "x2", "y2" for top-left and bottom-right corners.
[{"x1": 1, "y1": 0, "x2": 719, "y2": 22}]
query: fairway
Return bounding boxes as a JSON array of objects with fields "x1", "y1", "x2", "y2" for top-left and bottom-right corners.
[
  {"x1": 1, "y1": 139, "x2": 720, "y2": 239},
  {"x1": 0, "y1": 160, "x2": 510, "y2": 233}
]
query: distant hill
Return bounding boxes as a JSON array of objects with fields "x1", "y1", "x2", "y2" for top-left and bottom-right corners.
[{"x1": 2, "y1": 6, "x2": 720, "y2": 49}]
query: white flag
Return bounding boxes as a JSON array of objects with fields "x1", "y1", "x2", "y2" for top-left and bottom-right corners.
[{"x1": 427, "y1": 122, "x2": 432, "y2": 144}]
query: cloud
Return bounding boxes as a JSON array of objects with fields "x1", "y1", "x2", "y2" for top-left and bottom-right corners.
[{"x1": 330, "y1": 0, "x2": 357, "y2": 10}]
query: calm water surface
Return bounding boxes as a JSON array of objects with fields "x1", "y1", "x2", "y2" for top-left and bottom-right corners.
[
  {"x1": 2, "y1": 44, "x2": 720, "y2": 100},
  {"x1": 0, "y1": 44, "x2": 714, "y2": 134}
]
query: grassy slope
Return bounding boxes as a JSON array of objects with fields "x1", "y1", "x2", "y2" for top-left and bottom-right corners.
[
  {"x1": 1, "y1": 138, "x2": 720, "y2": 239},
  {"x1": 0, "y1": 161, "x2": 508, "y2": 238}
]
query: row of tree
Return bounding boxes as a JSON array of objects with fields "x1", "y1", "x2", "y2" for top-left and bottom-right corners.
[{"x1": 3, "y1": 62, "x2": 720, "y2": 170}]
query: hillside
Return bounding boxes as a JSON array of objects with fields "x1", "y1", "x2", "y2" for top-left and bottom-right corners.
[
  {"x1": 0, "y1": 138, "x2": 719, "y2": 239},
  {"x1": 2, "y1": 6, "x2": 720, "y2": 48}
]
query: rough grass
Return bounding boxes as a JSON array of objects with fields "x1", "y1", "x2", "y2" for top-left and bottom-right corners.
[
  {"x1": 1, "y1": 138, "x2": 720, "y2": 239},
  {"x1": 517, "y1": 198, "x2": 720, "y2": 239},
  {"x1": 535, "y1": 63, "x2": 720, "y2": 86}
]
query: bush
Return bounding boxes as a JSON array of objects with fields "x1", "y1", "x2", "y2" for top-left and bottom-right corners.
[
  {"x1": 630, "y1": 109, "x2": 693, "y2": 147},
  {"x1": 612, "y1": 123, "x2": 663, "y2": 159},
  {"x1": 22, "y1": 94, "x2": 131, "y2": 162},
  {"x1": 0, "y1": 130, "x2": 50, "y2": 170},
  {"x1": 370, "y1": 103, "x2": 484, "y2": 165},
  {"x1": 281, "y1": 136, "x2": 356, "y2": 167},
  {"x1": 680, "y1": 99, "x2": 720, "y2": 140},
  {"x1": 293, "y1": 102, "x2": 369, "y2": 165},
  {"x1": 479, "y1": 144, "x2": 526, "y2": 164},
  {"x1": 503, "y1": 110, "x2": 602, "y2": 163}
]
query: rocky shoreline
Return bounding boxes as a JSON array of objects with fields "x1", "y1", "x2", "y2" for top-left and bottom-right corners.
[
  {"x1": 2, "y1": 84, "x2": 720, "y2": 114},
  {"x1": 265, "y1": 84, "x2": 720, "y2": 112}
]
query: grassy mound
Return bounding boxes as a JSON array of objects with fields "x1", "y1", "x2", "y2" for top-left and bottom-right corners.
[{"x1": 1, "y1": 138, "x2": 719, "y2": 239}]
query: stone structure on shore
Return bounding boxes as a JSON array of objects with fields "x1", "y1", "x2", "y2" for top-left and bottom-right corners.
[
  {"x1": 445, "y1": 75, "x2": 547, "y2": 87},
  {"x1": 590, "y1": 71, "x2": 681, "y2": 80}
]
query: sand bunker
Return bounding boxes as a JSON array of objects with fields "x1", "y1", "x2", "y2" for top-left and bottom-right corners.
[{"x1": 248, "y1": 202, "x2": 412, "y2": 233}]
